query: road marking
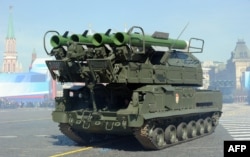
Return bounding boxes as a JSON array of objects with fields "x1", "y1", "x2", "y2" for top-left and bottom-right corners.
[
  {"x1": 49, "y1": 135, "x2": 129, "y2": 157},
  {"x1": 0, "y1": 136, "x2": 17, "y2": 138},
  {"x1": 221, "y1": 104, "x2": 250, "y2": 141},
  {"x1": 234, "y1": 137, "x2": 250, "y2": 140},
  {"x1": 230, "y1": 134, "x2": 250, "y2": 137},
  {"x1": 225, "y1": 128, "x2": 250, "y2": 131},
  {"x1": 223, "y1": 126, "x2": 250, "y2": 129},
  {"x1": 229, "y1": 131, "x2": 250, "y2": 135},
  {"x1": 34, "y1": 135, "x2": 50, "y2": 137},
  {"x1": 49, "y1": 147, "x2": 93, "y2": 157},
  {"x1": 0, "y1": 118, "x2": 50, "y2": 124},
  {"x1": 0, "y1": 135, "x2": 51, "y2": 138}
]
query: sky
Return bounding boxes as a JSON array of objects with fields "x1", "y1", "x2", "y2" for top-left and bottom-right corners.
[{"x1": 0, "y1": 0, "x2": 250, "y2": 71}]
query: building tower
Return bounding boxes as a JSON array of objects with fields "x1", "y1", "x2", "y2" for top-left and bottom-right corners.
[
  {"x1": 2, "y1": 6, "x2": 22, "y2": 73},
  {"x1": 207, "y1": 39, "x2": 250, "y2": 103},
  {"x1": 227, "y1": 39, "x2": 250, "y2": 90}
]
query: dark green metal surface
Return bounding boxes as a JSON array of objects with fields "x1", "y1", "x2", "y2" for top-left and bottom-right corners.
[
  {"x1": 70, "y1": 34, "x2": 93, "y2": 44},
  {"x1": 113, "y1": 32, "x2": 187, "y2": 49},
  {"x1": 44, "y1": 26, "x2": 222, "y2": 150},
  {"x1": 50, "y1": 35, "x2": 70, "y2": 48}
]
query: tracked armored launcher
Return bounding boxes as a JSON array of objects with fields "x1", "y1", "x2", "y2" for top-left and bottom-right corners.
[{"x1": 44, "y1": 26, "x2": 222, "y2": 150}]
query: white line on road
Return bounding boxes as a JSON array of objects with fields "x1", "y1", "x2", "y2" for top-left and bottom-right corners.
[
  {"x1": 224, "y1": 128, "x2": 250, "y2": 131},
  {"x1": 223, "y1": 127, "x2": 250, "y2": 130},
  {"x1": 234, "y1": 137, "x2": 250, "y2": 140},
  {"x1": 230, "y1": 134, "x2": 250, "y2": 137},
  {"x1": 0, "y1": 118, "x2": 50, "y2": 124},
  {"x1": 0, "y1": 136, "x2": 17, "y2": 138},
  {"x1": 34, "y1": 135, "x2": 50, "y2": 137},
  {"x1": 229, "y1": 132, "x2": 250, "y2": 135}
]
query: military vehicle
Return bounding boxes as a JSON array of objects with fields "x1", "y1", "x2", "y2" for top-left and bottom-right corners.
[{"x1": 44, "y1": 26, "x2": 222, "y2": 150}]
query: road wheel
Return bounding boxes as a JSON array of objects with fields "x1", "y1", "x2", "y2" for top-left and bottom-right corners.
[
  {"x1": 204, "y1": 117, "x2": 213, "y2": 133},
  {"x1": 152, "y1": 127, "x2": 166, "y2": 148},
  {"x1": 165, "y1": 125, "x2": 177, "y2": 144},
  {"x1": 187, "y1": 121, "x2": 197, "y2": 138},
  {"x1": 196, "y1": 119, "x2": 205, "y2": 135},
  {"x1": 177, "y1": 122, "x2": 188, "y2": 141},
  {"x1": 212, "y1": 112, "x2": 220, "y2": 126}
]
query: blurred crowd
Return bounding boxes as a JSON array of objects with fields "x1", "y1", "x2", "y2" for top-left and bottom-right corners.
[{"x1": 0, "y1": 98, "x2": 55, "y2": 109}]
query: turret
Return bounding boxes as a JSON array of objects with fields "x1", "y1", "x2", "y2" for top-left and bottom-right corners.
[{"x1": 44, "y1": 26, "x2": 204, "y2": 86}]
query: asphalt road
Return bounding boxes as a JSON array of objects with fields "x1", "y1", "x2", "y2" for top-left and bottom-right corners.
[{"x1": 0, "y1": 103, "x2": 249, "y2": 157}]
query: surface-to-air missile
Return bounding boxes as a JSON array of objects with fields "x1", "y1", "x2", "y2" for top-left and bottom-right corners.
[{"x1": 44, "y1": 26, "x2": 222, "y2": 150}]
